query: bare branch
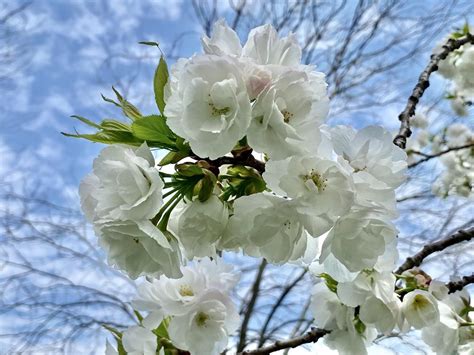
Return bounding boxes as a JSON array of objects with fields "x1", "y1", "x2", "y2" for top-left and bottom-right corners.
[
  {"x1": 446, "y1": 273, "x2": 474, "y2": 293},
  {"x1": 396, "y1": 227, "x2": 474, "y2": 274},
  {"x1": 393, "y1": 33, "x2": 474, "y2": 149},
  {"x1": 238, "y1": 327, "x2": 329, "y2": 355},
  {"x1": 408, "y1": 143, "x2": 474, "y2": 168},
  {"x1": 257, "y1": 270, "x2": 307, "y2": 347},
  {"x1": 237, "y1": 259, "x2": 268, "y2": 353}
]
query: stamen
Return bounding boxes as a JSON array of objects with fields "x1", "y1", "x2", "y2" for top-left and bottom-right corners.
[{"x1": 195, "y1": 311, "x2": 210, "y2": 327}]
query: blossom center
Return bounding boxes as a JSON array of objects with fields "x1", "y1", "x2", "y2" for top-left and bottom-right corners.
[
  {"x1": 302, "y1": 169, "x2": 328, "y2": 192},
  {"x1": 195, "y1": 311, "x2": 210, "y2": 327},
  {"x1": 179, "y1": 284, "x2": 194, "y2": 297},
  {"x1": 208, "y1": 97, "x2": 231, "y2": 117},
  {"x1": 281, "y1": 109, "x2": 294, "y2": 123},
  {"x1": 412, "y1": 294, "x2": 430, "y2": 309}
]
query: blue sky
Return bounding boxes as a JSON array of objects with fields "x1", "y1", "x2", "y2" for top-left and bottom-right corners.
[
  {"x1": 1, "y1": 0, "x2": 204, "y2": 205},
  {"x1": 1, "y1": 0, "x2": 472, "y2": 204}
]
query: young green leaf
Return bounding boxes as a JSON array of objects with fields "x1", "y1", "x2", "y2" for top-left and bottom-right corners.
[
  {"x1": 154, "y1": 56, "x2": 169, "y2": 115},
  {"x1": 131, "y1": 115, "x2": 175, "y2": 146}
]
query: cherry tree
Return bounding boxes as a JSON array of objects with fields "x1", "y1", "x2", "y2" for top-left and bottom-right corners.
[{"x1": 62, "y1": 18, "x2": 474, "y2": 355}]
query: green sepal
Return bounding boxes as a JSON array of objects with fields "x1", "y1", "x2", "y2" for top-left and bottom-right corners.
[
  {"x1": 353, "y1": 315, "x2": 366, "y2": 335},
  {"x1": 318, "y1": 273, "x2": 339, "y2": 293},
  {"x1": 220, "y1": 165, "x2": 266, "y2": 200},
  {"x1": 196, "y1": 170, "x2": 217, "y2": 202},
  {"x1": 102, "y1": 324, "x2": 126, "y2": 355},
  {"x1": 159, "y1": 150, "x2": 189, "y2": 166},
  {"x1": 175, "y1": 163, "x2": 204, "y2": 177},
  {"x1": 134, "y1": 310, "x2": 144, "y2": 324}
]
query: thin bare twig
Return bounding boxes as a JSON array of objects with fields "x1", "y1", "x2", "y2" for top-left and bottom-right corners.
[
  {"x1": 237, "y1": 259, "x2": 268, "y2": 353},
  {"x1": 409, "y1": 143, "x2": 474, "y2": 168}
]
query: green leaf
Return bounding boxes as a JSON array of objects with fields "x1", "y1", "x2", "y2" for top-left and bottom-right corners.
[
  {"x1": 462, "y1": 21, "x2": 470, "y2": 35},
  {"x1": 132, "y1": 115, "x2": 175, "y2": 146},
  {"x1": 139, "y1": 41, "x2": 161, "y2": 48},
  {"x1": 62, "y1": 129, "x2": 143, "y2": 145},
  {"x1": 112, "y1": 86, "x2": 142, "y2": 121},
  {"x1": 100, "y1": 119, "x2": 133, "y2": 132},
  {"x1": 154, "y1": 56, "x2": 169, "y2": 115},
  {"x1": 70, "y1": 115, "x2": 102, "y2": 129},
  {"x1": 101, "y1": 93, "x2": 121, "y2": 107}
]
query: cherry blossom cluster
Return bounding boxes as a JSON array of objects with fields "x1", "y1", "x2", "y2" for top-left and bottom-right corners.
[
  {"x1": 106, "y1": 258, "x2": 239, "y2": 355},
  {"x1": 308, "y1": 250, "x2": 474, "y2": 354},
  {"x1": 70, "y1": 19, "x2": 474, "y2": 355},
  {"x1": 406, "y1": 115, "x2": 473, "y2": 198}
]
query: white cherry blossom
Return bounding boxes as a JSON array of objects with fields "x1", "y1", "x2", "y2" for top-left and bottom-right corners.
[
  {"x1": 168, "y1": 290, "x2": 239, "y2": 355},
  {"x1": 122, "y1": 326, "x2": 158, "y2": 355},
  {"x1": 169, "y1": 195, "x2": 229, "y2": 259},
  {"x1": 242, "y1": 24, "x2": 302, "y2": 67},
  {"x1": 320, "y1": 207, "x2": 397, "y2": 272},
  {"x1": 79, "y1": 143, "x2": 164, "y2": 222},
  {"x1": 248, "y1": 69, "x2": 329, "y2": 159},
  {"x1": 264, "y1": 155, "x2": 354, "y2": 220},
  {"x1": 165, "y1": 55, "x2": 251, "y2": 159},
  {"x1": 401, "y1": 289, "x2": 440, "y2": 329},
  {"x1": 96, "y1": 220, "x2": 181, "y2": 279}
]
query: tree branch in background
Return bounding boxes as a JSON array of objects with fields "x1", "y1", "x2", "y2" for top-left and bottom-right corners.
[
  {"x1": 237, "y1": 259, "x2": 268, "y2": 353},
  {"x1": 446, "y1": 273, "x2": 474, "y2": 293},
  {"x1": 393, "y1": 33, "x2": 474, "y2": 149},
  {"x1": 257, "y1": 269, "x2": 307, "y2": 347},
  {"x1": 408, "y1": 143, "x2": 474, "y2": 168},
  {"x1": 238, "y1": 327, "x2": 329, "y2": 355},
  {"x1": 396, "y1": 227, "x2": 474, "y2": 274}
]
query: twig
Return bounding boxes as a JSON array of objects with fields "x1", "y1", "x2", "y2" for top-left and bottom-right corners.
[
  {"x1": 206, "y1": 154, "x2": 265, "y2": 174},
  {"x1": 257, "y1": 270, "x2": 307, "y2": 347},
  {"x1": 238, "y1": 327, "x2": 329, "y2": 355},
  {"x1": 393, "y1": 33, "x2": 474, "y2": 149},
  {"x1": 396, "y1": 227, "x2": 474, "y2": 274},
  {"x1": 237, "y1": 259, "x2": 268, "y2": 353},
  {"x1": 446, "y1": 273, "x2": 474, "y2": 293},
  {"x1": 409, "y1": 143, "x2": 474, "y2": 168}
]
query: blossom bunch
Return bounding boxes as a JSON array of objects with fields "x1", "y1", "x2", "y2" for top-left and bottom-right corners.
[
  {"x1": 309, "y1": 251, "x2": 474, "y2": 354},
  {"x1": 106, "y1": 258, "x2": 239, "y2": 355},
  {"x1": 406, "y1": 114, "x2": 473, "y2": 199},
  {"x1": 66, "y1": 19, "x2": 474, "y2": 355}
]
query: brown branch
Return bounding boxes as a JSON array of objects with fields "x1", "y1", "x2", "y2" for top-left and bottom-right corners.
[
  {"x1": 238, "y1": 327, "x2": 329, "y2": 355},
  {"x1": 393, "y1": 33, "x2": 474, "y2": 149},
  {"x1": 206, "y1": 154, "x2": 266, "y2": 174},
  {"x1": 396, "y1": 227, "x2": 474, "y2": 274},
  {"x1": 446, "y1": 273, "x2": 474, "y2": 293},
  {"x1": 237, "y1": 259, "x2": 268, "y2": 353},
  {"x1": 408, "y1": 143, "x2": 474, "y2": 168},
  {"x1": 257, "y1": 270, "x2": 307, "y2": 347}
]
